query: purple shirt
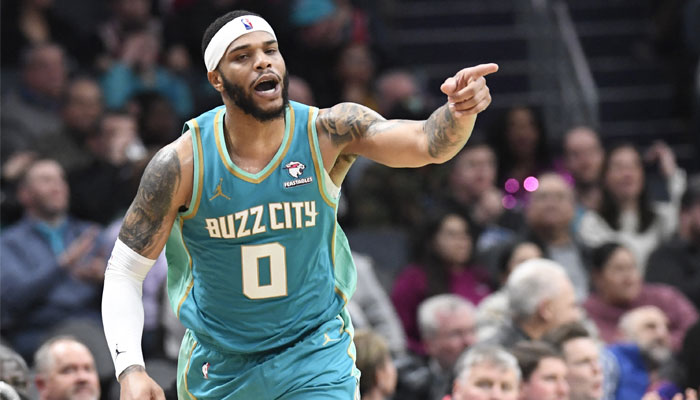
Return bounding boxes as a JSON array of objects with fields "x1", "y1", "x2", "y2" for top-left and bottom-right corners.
[
  {"x1": 584, "y1": 283, "x2": 698, "y2": 351},
  {"x1": 391, "y1": 263, "x2": 491, "y2": 354}
]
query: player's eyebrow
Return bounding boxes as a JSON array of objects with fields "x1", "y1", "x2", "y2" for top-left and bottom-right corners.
[{"x1": 228, "y1": 40, "x2": 278, "y2": 55}]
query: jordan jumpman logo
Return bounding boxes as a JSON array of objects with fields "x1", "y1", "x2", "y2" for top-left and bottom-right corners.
[
  {"x1": 322, "y1": 332, "x2": 342, "y2": 346},
  {"x1": 209, "y1": 178, "x2": 231, "y2": 201}
]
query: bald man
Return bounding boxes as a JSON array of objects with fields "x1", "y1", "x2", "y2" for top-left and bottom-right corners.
[{"x1": 607, "y1": 306, "x2": 681, "y2": 400}]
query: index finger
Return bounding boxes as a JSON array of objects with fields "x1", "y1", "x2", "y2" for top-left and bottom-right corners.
[{"x1": 468, "y1": 63, "x2": 499, "y2": 78}]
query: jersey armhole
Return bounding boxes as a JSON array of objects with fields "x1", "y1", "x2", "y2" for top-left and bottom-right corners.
[
  {"x1": 180, "y1": 120, "x2": 204, "y2": 220},
  {"x1": 308, "y1": 107, "x2": 340, "y2": 206}
]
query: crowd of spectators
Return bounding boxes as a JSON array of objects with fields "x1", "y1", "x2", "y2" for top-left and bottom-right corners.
[{"x1": 1, "y1": 0, "x2": 699, "y2": 399}]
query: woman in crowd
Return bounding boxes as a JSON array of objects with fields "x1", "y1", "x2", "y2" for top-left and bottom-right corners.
[
  {"x1": 578, "y1": 142, "x2": 686, "y2": 271},
  {"x1": 584, "y1": 242, "x2": 697, "y2": 351},
  {"x1": 489, "y1": 105, "x2": 556, "y2": 207},
  {"x1": 391, "y1": 209, "x2": 491, "y2": 353}
]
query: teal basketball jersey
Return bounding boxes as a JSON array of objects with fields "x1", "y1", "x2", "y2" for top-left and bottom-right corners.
[{"x1": 165, "y1": 101, "x2": 357, "y2": 355}]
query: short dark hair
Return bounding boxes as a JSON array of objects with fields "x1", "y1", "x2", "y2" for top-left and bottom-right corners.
[
  {"x1": 590, "y1": 242, "x2": 626, "y2": 274},
  {"x1": 510, "y1": 341, "x2": 563, "y2": 381},
  {"x1": 543, "y1": 321, "x2": 592, "y2": 352},
  {"x1": 496, "y1": 239, "x2": 544, "y2": 277},
  {"x1": 201, "y1": 10, "x2": 263, "y2": 59},
  {"x1": 17, "y1": 158, "x2": 63, "y2": 189}
]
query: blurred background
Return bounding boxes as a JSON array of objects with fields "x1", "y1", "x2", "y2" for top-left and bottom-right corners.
[{"x1": 1, "y1": 0, "x2": 699, "y2": 399}]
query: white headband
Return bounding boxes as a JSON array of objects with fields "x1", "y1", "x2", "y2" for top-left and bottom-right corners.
[{"x1": 204, "y1": 15, "x2": 277, "y2": 72}]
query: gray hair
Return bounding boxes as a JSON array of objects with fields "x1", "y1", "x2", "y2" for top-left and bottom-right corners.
[
  {"x1": 34, "y1": 335, "x2": 83, "y2": 374},
  {"x1": 618, "y1": 305, "x2": 666, "y2": 340},
  {"x1": 455, "y1": 344, "x2": 521, "y2": 383},
  {"x1": 506, "y1": 258, "x2": 568, "y2": 322},
  {"x1": 418, "y1": 294, "x2": 475, "y2": 340}
]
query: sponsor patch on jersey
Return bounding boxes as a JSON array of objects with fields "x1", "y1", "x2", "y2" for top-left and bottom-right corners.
[{"x1": 283, "y1": 161, "x2": 313, "y2": 188}]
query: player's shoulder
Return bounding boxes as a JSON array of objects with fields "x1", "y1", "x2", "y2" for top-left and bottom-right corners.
[{"x1": 142, "y1": 133, "x2": 194, "y2": 188}]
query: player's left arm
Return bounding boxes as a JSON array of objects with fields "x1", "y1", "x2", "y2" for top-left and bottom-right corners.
[{"x1": 316, "y1": 63, "x2": 498, "y2": 168}]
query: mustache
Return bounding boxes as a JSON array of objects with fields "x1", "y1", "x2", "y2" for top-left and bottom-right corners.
[{"x1": 250, "y1": 70, "x2": 282, "y2": 88}]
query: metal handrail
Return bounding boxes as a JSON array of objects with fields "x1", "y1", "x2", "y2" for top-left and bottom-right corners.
[
  {"x1": 552, "y1": 1, "x2": 599, "y2": 127},
  {"x1": 520, "y1": 0, "x2": 599, "y2": 137}
]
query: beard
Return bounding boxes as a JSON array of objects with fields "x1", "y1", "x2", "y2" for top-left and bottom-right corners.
[
  {"x1": 221, "y1": 71, "x2": 289, "y2": 122},
  {"x1": 641, "y1": 342, "x2": 672, "y2": 368}
]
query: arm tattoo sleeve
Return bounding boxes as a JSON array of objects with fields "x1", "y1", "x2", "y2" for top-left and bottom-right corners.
[
  {"x1": 317, "y1": 103, "x2": 385, "y2": 146},
  {"x1": 423, "y1": 104, "x2": 459, "y2": 158},
  {"x1": 118, "y1": 148, "x2": 181, "y2": 254}
]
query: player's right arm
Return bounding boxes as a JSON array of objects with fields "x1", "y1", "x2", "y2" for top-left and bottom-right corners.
[{"x1": 102, "y1": 133, "x2": 193, "y2": 400}]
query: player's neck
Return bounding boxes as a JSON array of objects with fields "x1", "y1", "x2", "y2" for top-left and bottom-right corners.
[{"x1": 223, "y1": 106, "x2": 286, "y2": 160}]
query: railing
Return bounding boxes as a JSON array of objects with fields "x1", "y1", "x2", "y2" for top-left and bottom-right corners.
[{"x1": 517, "y1": 0, "x2": 599, "y2": 138}]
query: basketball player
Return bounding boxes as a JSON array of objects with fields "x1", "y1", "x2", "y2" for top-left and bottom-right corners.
[{"x1": 101, "y1": 10, "x2": 498, "y2": 400}]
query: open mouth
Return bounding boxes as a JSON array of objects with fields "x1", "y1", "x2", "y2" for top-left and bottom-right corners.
[{"x1": 254, "y1": 78, "x2": 279, "y2": 93}]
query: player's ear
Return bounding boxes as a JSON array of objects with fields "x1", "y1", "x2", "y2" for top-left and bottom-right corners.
[{"x1": 208, "y1": 70, "x2": 224, "y2": 93}]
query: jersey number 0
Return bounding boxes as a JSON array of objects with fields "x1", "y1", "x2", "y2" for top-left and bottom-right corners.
[{"x1": 241, "y1": 243, "x2": 288, "y2": 299}]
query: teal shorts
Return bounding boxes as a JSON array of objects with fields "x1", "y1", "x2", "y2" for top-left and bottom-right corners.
[{"x1": 176, "y1": 317, "x2": 359, "y2": 399}]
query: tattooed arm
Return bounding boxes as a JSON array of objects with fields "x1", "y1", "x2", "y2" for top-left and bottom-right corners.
[
  {"x1": 119, "y1": 134, "x2": 193, "y2": 258},
  {"x1": 316, "y1": 64, "x2": 498, "y2": 169},
  {"x1": 102, "y1": 135, "x2": 192, "y2": 400}
]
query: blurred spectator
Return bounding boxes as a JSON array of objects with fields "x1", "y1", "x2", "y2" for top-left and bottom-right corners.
[
  {"x1": 335, "y1": 42, "x2": 378, "y2": 109},
  {"x1": 69, "y1": 111, "x2": 146, "y2": 224},
  {"x1": 375, "y1": 69, "x2": 432, "y2": 120},
  {"x1": 128, "y1": 91, "x2": 179, "y2": 151},
  {"x1": 525, "y1": 173, "x2": 591, "y2": 300},
  {"x1": 584, "y1": 242, "x2": 698, "y2": 350},
  {"x1": 101, "y1": 29, "x2": 193, "y2": 117},
  {"x1": 34, "y1": 76, "x2": 104, "y2": 174},
  {"x1": 394, "y1": 295, "x2": 476, "y2": 400},
  {"x1": 391, "y1": 210, "x2": 490, "y2": 353},
  {"x1": 0, "y1": 152, "x2": 39, "y2": 227},
  {"x1": 491, "y1": 258, "x2": 581, "y2": 348},
  {"x1": 0, "y1": 344, "x2": 30, "y2": 400},
  {"x1": 0, "y1": 160, "x2": 103, "y2": 361},
  {"x1": 488, "y1": 105, "x2": 555, "y2": 207},
  {"x1": 0, "y1": 74, "x2": 96, "y2": 225},
  {"x1": 0, "y1": 0, "x2": 102, "y2": 69},
  {"x1": 34, "y1": 336, "x2": 100, "y2": 400},
  {"x1": 448, "y1": 344, "x2": 521, "y2": 400},
  {"x1": 563, "y1": 126, "x2": 605, "y2": 224},
  {"x1": 682, "y1": 321, "x2": 700, "y2": 390},
  {"x1": 98, "y1": 0, "x2": 160, "y2": 62},
  {"x1": 287, "y1": 74, "x2": 316, "y2": 105},
  {"x1": 646, "y1": 179, "x2": 700, "y2": 309},
  {"x1": 476, "y1": 240, "x2": 544, "y2": 342},
  {"x1": 510, "y1": 341, "x2": 570, "y2": 400},
  {"x1": 354, "y1": 330, "x2": 397, "y2": 400},
  {"x1": 444, "y1": 138, "x2": 522, "y2": 255},
  {"x1": 606, "y1": 306, "x2": 682, "y2": 400},
  {"x1": 347, "y1": 161, "x2": 444, "y2": 228},
  {"x1": 578, "y1": 142, "x2": 686, "y2": 271},
  {"x1": 545, "y1": 322, "x2": 604, "y2": 400},
  {"x1": 1, "y1": 43, "x2": 66, "y2": 160},
  {"x1": 347, "y1": 252, "x2": 406, "y2": 355},
  {"x1": 286, "y1": 0, "x2": 376, "y2": 107}
]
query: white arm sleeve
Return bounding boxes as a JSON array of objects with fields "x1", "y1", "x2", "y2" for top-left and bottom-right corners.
[{"x1": 102, "y1": 239, "x2": 156, "y2": 380}]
